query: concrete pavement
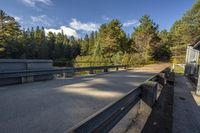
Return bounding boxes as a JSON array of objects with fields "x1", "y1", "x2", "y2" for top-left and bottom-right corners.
[
  {"x1": 173, "y1": 75, "x2": 200, "y2": 133},
  {"x1": 0, "y1": 64, "x2": 168, "y2": 133}
]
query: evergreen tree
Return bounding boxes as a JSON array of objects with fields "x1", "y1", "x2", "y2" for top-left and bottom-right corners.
[
  {"x1": 0, "y1": 10, "x2": 22, "y2": 58},
  {"x1": 132, "y1": 15, "x2": 160, "y2": 61},
  {"x1": 47, "y1": 32, "x2": 56, "y2": 59},
  {"x1": 152, "y1": 30, "x2": 171, "y2": 61},
  {"x1": 88, "y1": 31, "x2": 95, "y2": 55},
  {"x1": 98, "y1": 19, "x2": 127, "y2": 60},
  {"x1": 81, "y1": 34, "x2": 89, "y2": 55},
  {"x1": 170, "y1": 0, "x2": 200, "y2": 45}
]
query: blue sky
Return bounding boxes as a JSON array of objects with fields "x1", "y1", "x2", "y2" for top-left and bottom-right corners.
[{"x1": 1, "y1": 0, "x2": 196, "y2": 37}]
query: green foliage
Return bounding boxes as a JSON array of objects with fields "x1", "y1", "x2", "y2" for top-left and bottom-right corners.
[
  {"x1": 159, "y1": 30, "x2": 172, "y2": 46},
  {"x1": 75, "y1": 53, "x2": 147, "y2": 67},
  {"x1": 153, "y1": 30, "x2": 172, "y2": 61},
  {"x1": 169, "y1": 0, "x2": 200, "y2": 63},
  {"x1": 94, "y1": 40, "x2": 101, "y2": 56},
  {"x1": 170, "y1": 0, "x2": 200, "y2": 45},
  {"x1": 75, "y1": 55, "x2": 111, "y2": 67},
  {"x1": 0, "y1": 9, "x2": 175, "y2": 66},
  {"x1": 120, "y1": 53, "x2": 146, "y2": 66},
  {"x1": 152, "y1": 44, "x2": 171, "y2": 61},
  {"x1": 98, "y1": 19, "x2": 127, "y2": 58},
  {"x1": 174, "y1": 65, "x2": 184, "y2": 74},
  {"x1": 0, "y1": 10, "x2": 81, "y2": 61},
  {"x1": 88, "y1": 31, "x2": 95, "y2": 55},
  {"x1": 81, "y1": 34, "x2": 89, "y2": 55},
  {"x1": 132, "y1": 15, "x2": 162, "y2": 61},
  {"x1": 170, "y1": 20, "x2": 191, "y2": 45},
  {"x1": 0, "y1": 10, "x2": 22, "y2": 58}
]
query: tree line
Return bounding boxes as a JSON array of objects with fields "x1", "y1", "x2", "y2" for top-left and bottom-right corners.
[
  {"x1": 168, "y1": 0, "x2": 200, "y2": 63},
  {"x1": 5, "y1": 2, "x2": 200, "y2": 65},
  {"x1": 0, "y1": 10, "x2": 81, "y2": 61},
  {"x1": 170, "y1": 0, "x2": 200, "y2": 46}
]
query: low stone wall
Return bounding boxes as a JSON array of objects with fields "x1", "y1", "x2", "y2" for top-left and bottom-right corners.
[{"x1": 0, "y1": 59, "x2": 53, "y2": 86}]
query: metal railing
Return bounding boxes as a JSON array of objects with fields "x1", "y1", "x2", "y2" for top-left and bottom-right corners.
[
  {"x1": 66, "y1": 67, "x2": 172, "y2": 133},
  {"x1": 0, "y1": 65, "x2": 127, "y2": 79}
]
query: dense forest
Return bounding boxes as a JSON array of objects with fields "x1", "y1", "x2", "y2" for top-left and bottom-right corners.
[
  {"x1": 0, "y1": 0, "x2": 200, "y2": 66},
  {"x1": 170, "y1": 0, "x2": 200, "y2": 63}
]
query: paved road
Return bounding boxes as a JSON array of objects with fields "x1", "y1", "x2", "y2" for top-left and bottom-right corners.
[
  {"x1": 0, "y1": 64, "x2": 168, "y2": 133},
  {"x1": 173, "y1": 75, "x2": 200, "y2": 133}
]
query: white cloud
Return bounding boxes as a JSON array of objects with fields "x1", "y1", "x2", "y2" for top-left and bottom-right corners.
[
  {"x1": 45, "y1": 26, "x2": 78, "y2": 38},
  {"x1": 29, "y1": 17, "x2": 100, "y2": 38},
  {"x1": 14, "y1": 16, "x2": 21, "y2": 22},
  {"x1": 31, "y1": 15, "x2": 53, "y2": 26},
  {"x1": 123, "y1": 19, "x2": 138, "y2": 27},
  {"x1": 70, "y1": 18, "x2": 99, "y2": 32},
  {"x1": 102, "y1": 15, "x2": 110, "y2": 21},
  {"x1": 21, "y1": 0, "x2": 53, "y2": 7}
]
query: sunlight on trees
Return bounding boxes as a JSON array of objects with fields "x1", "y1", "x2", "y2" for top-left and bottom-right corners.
[{"x1": 4, "y1": 0, "x2": 200, "y2": 66}]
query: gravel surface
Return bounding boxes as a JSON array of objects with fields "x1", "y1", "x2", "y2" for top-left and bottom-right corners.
[{"x1": 0, "y1": 64, "x2": 168, "y2": 133}]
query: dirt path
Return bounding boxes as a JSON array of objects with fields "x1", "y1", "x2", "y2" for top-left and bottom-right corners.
[{"x1": 132, "y1": 63, "x2": 170, "y2": 73}]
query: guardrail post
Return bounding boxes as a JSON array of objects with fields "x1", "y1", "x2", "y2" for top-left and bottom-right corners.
[
  {"x1": 65, "y1": 70, "x2": 75, "y2": 77},
  {"x1": 62, "y1": 72, "x2": 66, "y2": 78},
  {"x1": 89, "y1": 68, "x2": 94, "y2": 74},
  {"x1": 21, "y1": 76, "x2": 34, "y2": 83},
  {"x1": 104, "y1": 68, "x2": 108, "y2": 72},
  {"x1": 65, "y1": 68, "x2": 169, "y2": 133},
  {"x1": 166, "y1": 72, "x2": 175, "y2": 85},
  {"x1": 0, "y1": 63, "x2": 127, "y2": 86},
  {"x1": 156, "y1": 73, "x2": 166, "y2": 86},
  {"x1": 141, "y1": 81, "x2": 159, "y2": 107},
  {"x1": 116, "y1": 67, "x2": 119, "y2": 71}
]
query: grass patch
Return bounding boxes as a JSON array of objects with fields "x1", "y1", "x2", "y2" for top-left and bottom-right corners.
[{"x1": 174, "y1": 65, "x2": 184, "y2": 74}]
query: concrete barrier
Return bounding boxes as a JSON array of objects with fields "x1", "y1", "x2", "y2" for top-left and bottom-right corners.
[
  {"x1": 141, "y1": 81, "x2": 159, "y2": 107},
  {"x1": 0, "y1": 59, "x2": 53, "y2": 86}
]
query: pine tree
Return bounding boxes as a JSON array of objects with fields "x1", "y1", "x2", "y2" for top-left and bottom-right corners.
[
  {"x1": 88, "y1": 31, "x2": 95, "y2": 55},
  {"x1": 47, "y1": 32, "x2": 56, "y2": 59},
  {"x1": 98, "y1": 19, "x2": 127, "y2": 60},
  {"x1": 132, "y1": 15, "x2": 160, "y2": 61},
  {"x1": 81, "y1": 34, "x2": 89, "y2": 55},
  {"x1": 0, "y1": 10, "x2": 22, "y2": 58}
]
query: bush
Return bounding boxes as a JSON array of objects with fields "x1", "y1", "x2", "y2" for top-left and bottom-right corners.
[
  {"x1": 152, "y1": 44, "x2": 171, "y2": 61},
  {"x1": 75, "y1": 53, "x2": 149, "y2": 67}
]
